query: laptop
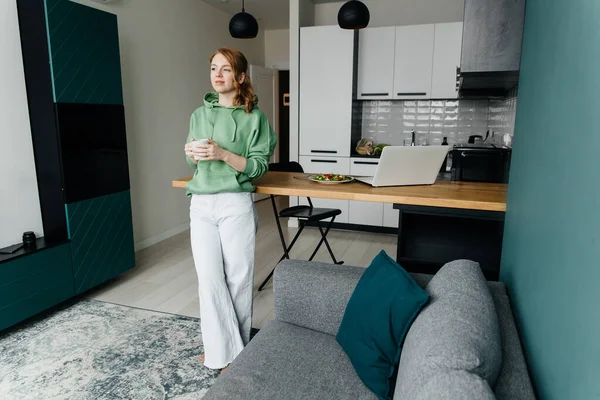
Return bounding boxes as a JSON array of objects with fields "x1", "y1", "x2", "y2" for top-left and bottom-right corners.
[{"x1": 354, "y1": 145, "x2": 450, "y2": 187}]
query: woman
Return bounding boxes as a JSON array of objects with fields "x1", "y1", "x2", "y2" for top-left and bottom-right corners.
[{"x1": 183, "y1": 47, "x2": 276, "y2": 371}]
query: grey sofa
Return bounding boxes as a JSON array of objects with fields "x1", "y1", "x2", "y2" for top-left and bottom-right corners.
[{"x1": 203, "y1": 259, "x2": 536, "y2": 400}]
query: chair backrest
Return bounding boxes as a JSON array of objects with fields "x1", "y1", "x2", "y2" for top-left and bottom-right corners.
[
  {"x1": 269, "y1": 161, "x2": 304, "y2": 173},
  {"x1": 268, "y1": 161, "x2": 313, "y2": 207}
]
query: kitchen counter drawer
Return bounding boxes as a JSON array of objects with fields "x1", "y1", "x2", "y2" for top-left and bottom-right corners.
[
  {"x1": 299, "y1": 156, "x2": 350, "y2": 175},
  {"x1": 350, "y1": 158, "x2": 379, "y2": 177}
]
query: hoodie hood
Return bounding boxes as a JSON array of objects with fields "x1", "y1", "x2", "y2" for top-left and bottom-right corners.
[{"x1": 203, "y1": 92, "x2": 259, "y2": 141}]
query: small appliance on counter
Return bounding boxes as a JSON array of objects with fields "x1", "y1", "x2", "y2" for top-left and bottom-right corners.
[{"x1": 450, "y1": 143, "x2": 512, "y2": 183}]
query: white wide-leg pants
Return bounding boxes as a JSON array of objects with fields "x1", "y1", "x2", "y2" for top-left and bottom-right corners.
[{"x1": 189, "y1": 192, "x2": 257, "y2": 369}]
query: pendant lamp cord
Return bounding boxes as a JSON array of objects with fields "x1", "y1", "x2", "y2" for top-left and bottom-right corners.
[{"x1": 242, "y1": 0, "x2": 245, "y2": 12}]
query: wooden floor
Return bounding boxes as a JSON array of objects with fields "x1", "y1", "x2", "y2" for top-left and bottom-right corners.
[{"x1": 87, "y1": 196, "x2": 397, "y2": 329}]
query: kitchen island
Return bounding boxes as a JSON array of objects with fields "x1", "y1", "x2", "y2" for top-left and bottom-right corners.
[{"x1": 173, "y1": 172, "x2": 508, "y2": 279}]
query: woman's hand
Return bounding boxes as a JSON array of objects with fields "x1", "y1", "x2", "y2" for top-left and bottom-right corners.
[
  {"x1": 185, "y1": 142, "x2": 198, "y2": 164},
  {"x1": 187, "y1": 139, "x2": 247, "y2": 172},
  {"x1": 195, "y1": 139, "x2": 227, "y2": 161}
]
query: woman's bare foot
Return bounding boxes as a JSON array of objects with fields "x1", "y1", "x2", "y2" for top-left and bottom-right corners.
[
  {"x1": 199, "y1": 354, "x2": 205, "y2": 363},
  {"x1": 220, "y1": 364, "x2": 230, "y2": 374}
]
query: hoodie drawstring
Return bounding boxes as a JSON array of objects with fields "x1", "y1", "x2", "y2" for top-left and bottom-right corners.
[
  {"x1": 230, "y1": 108, "x2": 238, "y2": 142},
  {"x1": 204, "y1": 94, "x2": 241, "y2": 142}
]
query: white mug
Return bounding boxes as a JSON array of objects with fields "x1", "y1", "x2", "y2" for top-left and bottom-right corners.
[{"x1": 192, "y1": 138, "x2": 209, "y2": 160}]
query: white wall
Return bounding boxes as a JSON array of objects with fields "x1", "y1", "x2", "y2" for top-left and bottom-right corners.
[
  {"x1": 315, "y1": 0, "x2": 464, "y2": 27},
  {"x1": 0, "y1": 1, "x2": 44, "y2": 249},
  {"x1": 72, "y1": 0, "x2": 265, "y2": 251},
  {"x1": 265, "y1": 29, "x2": 290, "y2": 70}
]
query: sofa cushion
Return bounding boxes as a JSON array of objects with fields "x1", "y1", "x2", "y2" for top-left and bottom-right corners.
[
  {"x1": 393, "y1": 259, "x2": 502, "y2": 400},
  {"x1": 336, "y1": 250, "x2": 430, "y2": 400},
  {"x1": 274, "y1": 259, "x2": 366, "y2": 336},
  {"x1": 415, "y1": 370, "x2": 496, "y2": 400},
  {"x1": 490, "y1": 290, "x2": 536, "y2": 400},
  {"x1": 202, "y1": 320, "x2": 377, "y2": 400}
]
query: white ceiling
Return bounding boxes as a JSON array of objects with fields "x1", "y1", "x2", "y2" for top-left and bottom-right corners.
[{"x1": 201, "y1": 0, "x2": 343, "y2": 30}]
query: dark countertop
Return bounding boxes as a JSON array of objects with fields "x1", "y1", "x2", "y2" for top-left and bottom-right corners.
[{"x1": 0, "y1": 237, "x2": 69, "y2": 264}]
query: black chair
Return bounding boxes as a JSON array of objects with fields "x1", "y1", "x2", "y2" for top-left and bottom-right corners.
[{"x1": 258, "y1": 161, "x2": 344, "y2": 291}]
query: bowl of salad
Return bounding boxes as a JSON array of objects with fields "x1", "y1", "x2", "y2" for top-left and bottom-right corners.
[{"x1": 308, "y1": 173, "x2": 354, "y2": 184}]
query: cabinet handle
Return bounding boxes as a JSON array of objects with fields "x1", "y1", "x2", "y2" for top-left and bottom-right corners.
[
  {"x1": 311, "y1": 159, "x2": 338, "y2": 163},
  {"x1": 361, "y1": 93, "x2": 389, "y2": 97},
  {"x1": 311, "y1": 150, "x2": 337, "y2": 154},
  {"x1": 397, "y1": 92, "x2": 427, "y2": 96},
  {"x1": 353, "y1": 161, "x2": 379, "y2": 165}
]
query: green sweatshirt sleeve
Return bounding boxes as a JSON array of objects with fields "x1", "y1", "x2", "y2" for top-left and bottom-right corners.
[
  {"x1": 242, "y1": 113, "x2": 277, "y2": 179},
  {"x1": 185, "y1": 114, "x2": 197, "y2": 169}
]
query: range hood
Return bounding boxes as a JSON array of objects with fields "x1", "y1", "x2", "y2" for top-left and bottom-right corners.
[{"x1": 458, "y1": 0, "x2": 527, "y2": 98}]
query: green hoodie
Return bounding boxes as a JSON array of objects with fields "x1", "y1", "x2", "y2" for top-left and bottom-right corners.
[{"x1": 185, "y1": 92, "x2": 277, "y2": 196}]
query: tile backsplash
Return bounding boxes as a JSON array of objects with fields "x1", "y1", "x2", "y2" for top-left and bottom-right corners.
[{"x1": 360, "y1": 88, "x2": 518, "y2": 148}]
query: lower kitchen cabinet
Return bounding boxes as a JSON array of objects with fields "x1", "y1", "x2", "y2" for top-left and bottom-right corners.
[
  {"x1": 298, "y1": 156, "x2": 350, "y2": 224},
  {"x1": 349, "y1": 200, "x2": 383, "y2": 226},
  {"x1": 350, "y1": 158, "x2": 385, "y2": 227},
  {"x1": 383, "y1": 203, "x2": 399, "y2": 228}
]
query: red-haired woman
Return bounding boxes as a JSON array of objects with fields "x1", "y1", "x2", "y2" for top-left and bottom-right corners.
[{"x1": 184, "y1": 47, "x2": 276, "y2": 371}]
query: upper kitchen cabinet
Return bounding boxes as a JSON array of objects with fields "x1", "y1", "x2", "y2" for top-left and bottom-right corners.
[
  {"x1": 299, "y1": 26, "x2": 354, "y2": 157},
  {"x1": 357, "y1": 27, "x2": 396, "y2": 100},
  {"x1": 459, "y1": 0, "x2": 526, "y2": 95},
  {"x1": 393, "y1": 24, "x2": 435, "y2": 100},
  {"x1": 431, "y1": 22, "x2": 464, "y2": 99}
]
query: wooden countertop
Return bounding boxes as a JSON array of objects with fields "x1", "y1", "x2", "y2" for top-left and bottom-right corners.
[{"x1": 172, "y1": 172, "x2": 507, "y2": 212}]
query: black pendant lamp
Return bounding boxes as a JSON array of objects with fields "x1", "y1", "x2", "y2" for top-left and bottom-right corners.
[
  {"x1": 338, "y1": 0, "x2": 370, "y2": 30},
  {"x1": 229, "y1": 0, "x2": 259, "y2": 39}
]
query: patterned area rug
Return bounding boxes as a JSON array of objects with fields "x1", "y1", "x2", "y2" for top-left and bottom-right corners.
[{"x1": 0, "y1": 299, "x2": 257, "y2": 399}]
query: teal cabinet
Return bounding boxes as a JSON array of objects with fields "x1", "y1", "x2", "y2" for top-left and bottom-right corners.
[
  {"x1": 2, "y1": 0, "x2": 136, "y2": 333},
  {"x1": 44, "y1": 0, "x2": 124, "y2": 105},
  {"x1": 66, "y1": 190, "x2": 135, "y2": 295},
  {"x1": 0, "y1": 244, "x2": 74, "y2": 331}
]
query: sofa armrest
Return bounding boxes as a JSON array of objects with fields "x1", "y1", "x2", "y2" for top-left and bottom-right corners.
[{"x1": 273, "y1": 259, "x2": 365, "y2": 337}]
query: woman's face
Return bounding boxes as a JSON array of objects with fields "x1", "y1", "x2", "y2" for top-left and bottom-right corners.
[{"x1": 210, "y1": 53, "x2": 244, "y2": 95}]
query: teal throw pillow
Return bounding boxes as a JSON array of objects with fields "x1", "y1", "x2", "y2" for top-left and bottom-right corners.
[{"x1": 336, "y1": 250, "x2": 429, "y2": 400}]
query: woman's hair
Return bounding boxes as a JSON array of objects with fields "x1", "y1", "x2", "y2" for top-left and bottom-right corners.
[{"x1": 210, "y1": 47, "x2": 255, "y2": 113}]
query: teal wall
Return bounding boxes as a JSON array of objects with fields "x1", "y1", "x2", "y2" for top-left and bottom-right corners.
[
  {"x1": 44, "y1": 0, "x2": 123, "y2": 104},
  {"x1": 0, "y1": 244, "x2": 74, "y2": 331},
  {"x1": 500, "y1": 1, "x2": 600, "y2": 399},
  {"x1": 65, "y1": 190, "x2": 135, "y2": 295}
]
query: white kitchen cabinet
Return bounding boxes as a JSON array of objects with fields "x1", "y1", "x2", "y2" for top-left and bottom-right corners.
[
  {"x1": 383, "y1": 203, "x2": 399, "y2": 228},
  {"x1": 299, "y1": 26, "x2": 354, "y2": 157},
  {"x1": 349, "y1": 201, "x2": 383, "y2": 226},
  {"x1": 349, "y1": 158, "x2": 379, "y2": 177},
  {"x1": 431, "y1": 22, "x2": 464, "y2": 99},
  {"x1": 349, "y1": 158, "x2": 383, "y2": 226},
  {"x1": 357, "y1": 27, "x2": 396, "y2": 100},
  {"x1": 299, "y1": 156, "x2": 350, "y2": 175},
  {"x1": 298, "y1": 155, "x2": 350, "y2": 223},
  {"x1": 393, "y1": 24, "x2": 435, "y2": 100}
]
